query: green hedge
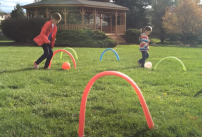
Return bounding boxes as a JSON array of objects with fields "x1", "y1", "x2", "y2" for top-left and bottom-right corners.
[
  {"x1": 1, "y1": 18, "x2": 117, "y2": 47},
  {"x1": 55, "y1": 29, "x2": 117, "y2": 48},
  {"x1": 1, "y1": 18, "x2": 47, "y2": 42},
  {"x1": 125, "y1": 29, "x2": 141, "y2": 44}
]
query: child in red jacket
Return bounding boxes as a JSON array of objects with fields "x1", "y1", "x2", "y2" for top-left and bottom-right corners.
[
  {"x1": 33, "y1": 12, "x2": 61, "y2": 69},
  {"x1": 137, "y1": 26, "x2": 152, "y2": 68}
]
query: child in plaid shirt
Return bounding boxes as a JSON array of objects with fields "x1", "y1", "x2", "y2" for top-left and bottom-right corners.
[{"x1": 137, "y1": 26, "x2": 152, "y2": 67}]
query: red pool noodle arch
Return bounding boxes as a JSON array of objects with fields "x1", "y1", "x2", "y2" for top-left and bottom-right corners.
[
  {"x1": 78, "y1": 71, "x2": 154, "y2": 137},
  {"x1": 48, "y1": 49, "x2": 76, "y2": 68}
]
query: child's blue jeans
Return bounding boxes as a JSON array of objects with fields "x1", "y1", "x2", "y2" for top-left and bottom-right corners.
[
  {"x1": 138, "y1": 51, "x2": 149, "y2": 67},
  {"x1": 35, "y1": 43, "x2": 53, "y2": 68}
]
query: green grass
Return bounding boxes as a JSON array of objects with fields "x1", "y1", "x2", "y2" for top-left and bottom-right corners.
[
  {"x1": 0, "y1": 43, "x2": 202, "y2": 137},
  {"x1": 150, "y1": 38, "x2": 161, "y2": 43}
]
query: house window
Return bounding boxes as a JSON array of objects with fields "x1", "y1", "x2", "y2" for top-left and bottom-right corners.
[{"x1": 102, "y1": 23, "x2": 107, "y2": 26}]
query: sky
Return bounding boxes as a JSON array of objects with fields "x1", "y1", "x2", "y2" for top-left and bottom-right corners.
[
  {"x1": 0, "y1": 0, "x2": 202, "y2": 13},
  {"x1": 0, "y1": 0, "x2": 34, "y2": 12}
]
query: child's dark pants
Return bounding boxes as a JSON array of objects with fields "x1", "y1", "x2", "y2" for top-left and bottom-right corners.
[
  {"x1": 138, "y1": 51, "x2": 149, "y2": 67},
  {"x1": 35, "y1": 43, "x2": 53, "y2": 68}
]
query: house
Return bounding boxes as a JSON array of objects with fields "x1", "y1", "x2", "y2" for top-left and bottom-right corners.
[{"x1": 0, "y1": 13, "x2": 11, "y2": 25}]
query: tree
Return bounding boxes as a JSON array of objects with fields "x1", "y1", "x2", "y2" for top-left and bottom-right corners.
[
  {"x1": 33, "y1": 0, "x2": 49, "y2": 2},
  {"x1": 0, "y1": 10, "x2": 5, "y2": 15},
  {"x1": 151, "y1": 0, "x2": 175, "y2": 43},
  {"x1": 11, "y1": 4, "x2": 25, "y2": 18},
  {"x1": 112, "y1": 0, "x2": 151, "y2": 29},
  {"x1": 162, "y1": 0, "x2": 202, "y2": 45}
]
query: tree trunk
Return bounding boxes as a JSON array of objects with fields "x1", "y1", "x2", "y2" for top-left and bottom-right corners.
[
  {"x1": 160, "y1": 35, "x2": 164, "y2": 43},
  {"x1": 186, "y1": 36, "x2": 189, "y2": 44},
  {"x1": 183, "y1": 34, "x2": 188, "y2": 44},
  {"x1": 160, "y1": 28, "x2": 165, "y2": 43}
]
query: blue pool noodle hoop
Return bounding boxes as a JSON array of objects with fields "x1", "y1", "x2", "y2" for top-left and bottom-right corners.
[{"x1": 100, "y1": 48, "x2": 120, "y2": 61}]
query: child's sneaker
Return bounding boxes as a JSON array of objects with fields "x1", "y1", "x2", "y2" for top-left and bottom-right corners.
[
  {"x1": 44, "y1": 67, "x2": 51, "y2": 70},
  {"x1": 137, "y1": 61, "x2": 141, "y2": 67},
  {"x1": 34, "y1": 62, "x2": 39, "y2": 69}
]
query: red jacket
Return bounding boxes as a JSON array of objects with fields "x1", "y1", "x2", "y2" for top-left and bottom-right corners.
[{"x1": 34, "y1": 20, "x2": 57, "y2": 48}]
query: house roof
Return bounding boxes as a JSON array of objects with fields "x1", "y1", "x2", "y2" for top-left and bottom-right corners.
[{"x1": 22, "y1": 0, "x2": 129, "y2": 10}]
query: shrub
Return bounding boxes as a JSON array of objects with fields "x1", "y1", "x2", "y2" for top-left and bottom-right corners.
[
  {"x1": 125, "y1": 29, "x2": 141, "y2": 44},
  {"x1": 55, "y1": 29, "x2": 117, "y2": 48},
  {"x1": 1, "y1": 18, "x2": 117, "y2": 47},
  {"x1": 1, "y1": 18, "x2": 47, "y2": 42}
]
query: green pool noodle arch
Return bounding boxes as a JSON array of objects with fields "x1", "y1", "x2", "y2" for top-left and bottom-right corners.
[
  {"x1": 153, "y1": 56, "x2": 186, "y2": 71},
  {"x1": 60, "y1": 47, "x2": 78, "y2": 59}
]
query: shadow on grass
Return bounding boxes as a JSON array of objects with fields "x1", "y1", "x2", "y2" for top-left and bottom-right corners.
[
  {"x1": 91, "y1": 106, "x2": 104, "y2": 110},
  {"x1": 94, "y1": 66, "x2": 140, "y2": 73},
  {"x1": 0, "y1": 67, "x2": 66, "y2": 74},
  {"x1": 193, "y1": 89, "x2": 202, "y2": 97},
  {"x1": 0, "y1": 68, "x2": 35, "y2": 74},
  {"x1": 132, "y1": 127, "x2": 151, "y2": 137},
  {"x1": 0, "y1": 85, "x2": 25, "y2": 89},
  {"x1": 153, "y1": 42, "x2": 202, "y2": 49},
  {"x1": 0, "y1": 41, "x2": 35, "y2": 47}
]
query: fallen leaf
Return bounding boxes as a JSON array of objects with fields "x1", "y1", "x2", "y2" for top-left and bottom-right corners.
[{"x1": 190, "y1": 116, "x2": 198, "y2": 119}]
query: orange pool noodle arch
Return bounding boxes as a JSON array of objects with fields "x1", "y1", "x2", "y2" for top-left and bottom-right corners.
[
  {"x1": 49, "y1": 49, "x2": 76, "y2": 69},
  {"x1": 78, "y1": 71, "x2": 154, "y2": 137}
]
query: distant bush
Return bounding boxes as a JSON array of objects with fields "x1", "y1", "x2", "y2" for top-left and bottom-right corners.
[
  {"x1": 125, "y1": 29, "x2": 141, "y2": 43},
  {"x1": 55, "y1": 29, "x2": 117, "y2": 48},
  {"x1": 1, "y1": 18, "x2": 117, "y2": 47},
  {"x1": 1, "y1": 18, "x2": 47, "y2": 42}
]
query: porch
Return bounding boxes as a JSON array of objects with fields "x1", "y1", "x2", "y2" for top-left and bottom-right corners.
[{"x1": 57, "y1": 24, "x2": 125, "y2": 34}]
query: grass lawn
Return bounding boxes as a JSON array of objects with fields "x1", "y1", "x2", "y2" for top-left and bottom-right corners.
[{"x1": 0, "y1": 43, "x2": 202, "y2": 137}]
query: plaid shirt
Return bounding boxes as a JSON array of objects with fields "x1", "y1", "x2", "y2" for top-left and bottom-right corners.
[{"x1": 139, "y1": 33, "x2": 150, "y2": 51}]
